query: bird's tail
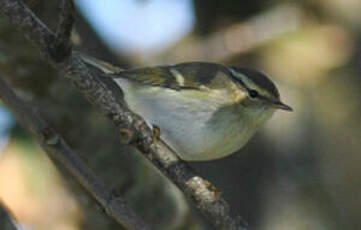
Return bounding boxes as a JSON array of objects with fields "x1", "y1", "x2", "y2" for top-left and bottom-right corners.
[{"x1": 79, "y1": 53, "x2": 124, "y2": 75}]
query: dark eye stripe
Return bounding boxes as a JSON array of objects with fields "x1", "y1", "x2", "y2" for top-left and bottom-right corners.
[
  {"x1": 229, "y1": 67, "x2": 265, "y2": 100},
  {"x1": 249, "y1": 90, "x2": 258, "y2": 98},
  {"x1": 231, "y1": 66, "x2": 280, "y2": 99}
]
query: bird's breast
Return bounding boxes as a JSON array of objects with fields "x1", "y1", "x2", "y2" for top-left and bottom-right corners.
[{"x1": 114, "y1": 78, "x2": 263, "y2": 161}]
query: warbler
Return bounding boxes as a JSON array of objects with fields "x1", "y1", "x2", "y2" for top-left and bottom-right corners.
[{"x1": 82, "y1": 57, "x2": 292, "y2": 161}]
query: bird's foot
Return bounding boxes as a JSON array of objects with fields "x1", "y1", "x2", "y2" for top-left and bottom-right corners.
[
  {"x1": 204, "y1": 179, "x2": 221, "y2": 198},
  {"x1": 152, "y1": 125, "x2": 161, "y2": 142}
]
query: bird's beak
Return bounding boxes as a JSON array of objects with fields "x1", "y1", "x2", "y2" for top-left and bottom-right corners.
[{"x1": 272, "y1": 100, "x2": 293, "y2": 111}]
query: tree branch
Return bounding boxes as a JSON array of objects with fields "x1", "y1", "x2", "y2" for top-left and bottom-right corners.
[
  {"x1": 0, "y1": 75, "x2": 151, "y2": 230},
  {"x1": 0, "y1": 201, "x2": 17, "y2": 230},
  {"x1": 52, "y1": 0, "x2": 75, "y2": 62},
  {"x1": 0, "y1": 0, "x2": 248, "y2": 229}
]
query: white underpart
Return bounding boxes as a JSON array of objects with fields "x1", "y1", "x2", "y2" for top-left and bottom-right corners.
[
  {"x1": 169, "y1": 68, "x2": 185, "y2": 87},
  {"x1": 199, "y1": 85, "x2": 210, "y2": 91},
  {"x1": 114, "y1": 78, "x2": 274, "y2": 161}
]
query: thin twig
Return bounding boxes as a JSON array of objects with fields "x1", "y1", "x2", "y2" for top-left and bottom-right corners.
[
  {"x1": 0, "y1": 0, "x2": 248, "y2": 229},
  {"x1": 52, "y1": 0, "x2": 75, "y2": 62},
  {"x1": 0, "y1": 201, "x2": 17, "y2": 230},
  {"x1": 0, "y1": 75, "x2": 151, "y2": 230},
  {"x1": 56, "y1": 0, "x2": 75, "y2": 43}
]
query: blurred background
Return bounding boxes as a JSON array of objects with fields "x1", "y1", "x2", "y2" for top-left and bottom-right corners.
[{"x1": 0, "y1": 0, "x2": 360, "y2": 229}]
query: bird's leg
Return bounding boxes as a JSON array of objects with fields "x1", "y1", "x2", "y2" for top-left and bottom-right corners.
[
  {"x1": 152, "y1": 124, "x2": 161, "y2": 141},
  {"x1": 118, "y1": 128, "x2": 133, "y2": 144},
  {"x1": 204, "y1": 179, "x2": 221, "y2": 198}
]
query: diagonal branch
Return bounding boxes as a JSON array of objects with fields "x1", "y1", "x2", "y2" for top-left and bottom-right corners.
[
  {"x1": 0, "y1": 0, "x2": 248, "y2": 229},
  {"x1": 0, "y1": 75, "x2": 151, "y2": 230}
]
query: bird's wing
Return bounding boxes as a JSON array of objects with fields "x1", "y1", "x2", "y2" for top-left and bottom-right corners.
[
  {"x1": 80, "y1": 55, "x2": 231, "y2": 91},
  {"x1": 113, "y1": 62, "x2": 230, "y2": 91}
]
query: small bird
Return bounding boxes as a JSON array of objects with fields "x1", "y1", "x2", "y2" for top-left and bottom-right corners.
[{"x1": 83, "y1": 57, "x2": 292, "y2": 161}]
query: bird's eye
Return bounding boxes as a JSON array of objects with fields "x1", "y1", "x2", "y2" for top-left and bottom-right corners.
[{"x1": 249, "y1": 90, "x2": 259, "y2": 98}]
